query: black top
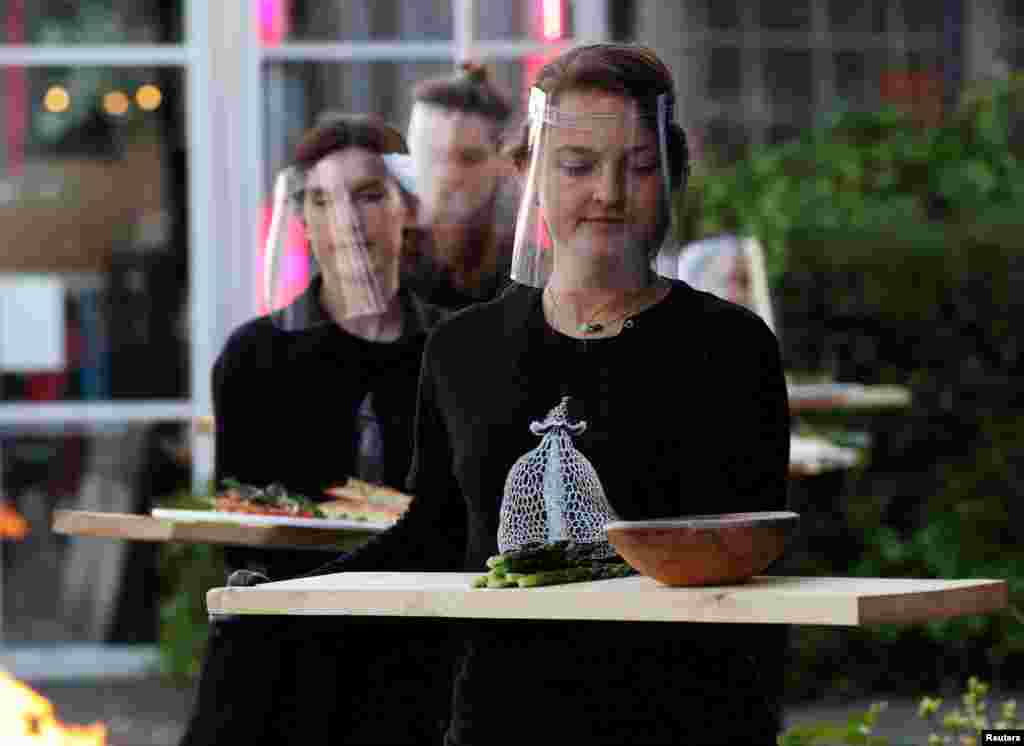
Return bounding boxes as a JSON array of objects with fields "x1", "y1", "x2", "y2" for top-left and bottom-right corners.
[
  {"x1": 316, "y1": 279, "x2": 791, "y2": 745},
  {"x1": 212, "y1": 277, "x2": 441, "y2": 577}
]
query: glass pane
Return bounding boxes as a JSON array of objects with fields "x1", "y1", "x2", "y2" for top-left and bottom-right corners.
[
  {"x1": 0, "y1": 66, "x2": 188, "y2": 402},
  {"x1": 1, "y1": 424, "x2": 191, "y2": 644},
  {"x1": 702, "y1": 0, "x2": 741, "y2": 31},
  {"x1": 472, "y1": 0, "x2": 576, "y2": 41},
  {"x1": 763, "y1": 49, "x2": 814, "y2": 118},
  {"x1": 263, "y1": 0, "x2": 452, "y2": 43},
  {"x1": 0, "y1": 0, "x2": 182, "y2": 44},
  {"x1": 758, "y1": 0, "x2": 811, "y2": 30},
  {"x1": 900, "y1": 0, "x2": 943, "y2": 33},
  {"x1": 828, "y1": 0, "x2": 887, "y2": 32},
  {"x1": 707, "y1": 46, "x2": 742, "y2": 98},
  {"x1": 835, "y1": 51, "x2": 870, "y2": 107},
  {"x1": 262, "y1": 58, "x2": 535, "y2": 184},
  {"x1": 1007, "y1": 0, "x2": 1024, "y2": 26}
]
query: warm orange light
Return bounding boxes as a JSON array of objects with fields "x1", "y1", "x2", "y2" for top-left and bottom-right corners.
[
  {"x1": 0, "y1": 669, "x2": 106, "y2": 744},
  {"x1": 102, "y1": 90, "x2": 130, "y2": 116},
  {"x1": 135, "y1": 84, "x2": 162, "y2": 111},
  {"x1": 541, "y1": 0, "x2": 563, "y2": 41},
  {"x1": 43, "y1": 86, "x2": 70, "y2": 113},
  {"x1": 0, "y1": 502, "x2": 28, "y2": 541}
]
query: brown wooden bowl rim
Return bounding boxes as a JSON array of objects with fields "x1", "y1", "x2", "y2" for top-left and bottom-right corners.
[{"x1": 605, "y1": 510, "x2": 799, "y2": 531}]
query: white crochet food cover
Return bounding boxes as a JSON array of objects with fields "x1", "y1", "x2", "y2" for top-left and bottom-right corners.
[{"x1": 498, "y1": 397, "x2": 619, "y2": 554}]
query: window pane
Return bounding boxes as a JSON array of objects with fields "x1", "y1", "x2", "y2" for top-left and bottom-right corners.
[
  {"x1": 900, "y1": 0, "x2": 943, "y2": 33},
  {"x1": 828, "y1": 0, "x2": 887, "y2": 32},
  {"x1": 0, "y1": 0, "x2": 182, "y2": 44},
  {"x1": 758, "y1": 0, "x2": 811, "y2": 30},
  {"x1": 2, "y1": 424, "x2": 190, "y2": 644},
  {"x1": 835, "y1": 51, "x2": 870, "y2": 106},
  {"x1": 0, "y1": 66, "x2": 188, "y2": 402},
  {"x1": 262, "y1": 61, "x2": 454, "y2": 180},
  {"x1": 707, "y1": 46, "x2": 742, "y2": 98},
  {"x1": 763, "y1": 49, "x2": 814, "y2": 126},
  {"x1": 264, "y1": 0, "x2": 452, "y2": 43},
  {"x1": 702, "y1": 0, "x2": 741, "y2": 31},
  {"x1": 472, "y1": 0, "x2": 576, "y2": 41}
]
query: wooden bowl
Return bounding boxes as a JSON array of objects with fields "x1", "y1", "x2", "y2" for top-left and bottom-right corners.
[{"x1": 605, "y1": 511, "x2": 799, "y2": 587}]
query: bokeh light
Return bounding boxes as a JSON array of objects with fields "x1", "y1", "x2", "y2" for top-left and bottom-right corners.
[
  {"x1": 136, "y1": 84, "x2": 162, "y2": 111},
  {"x1": 43, "y1": 85, "x2": 70, "y2": 113},
  {"x1": 103, "y1": 90, "x2": 130, "y2": 116}
]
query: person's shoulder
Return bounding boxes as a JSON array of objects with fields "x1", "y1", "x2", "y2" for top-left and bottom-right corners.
[
  {"x1": 668, "y1": 278, "x2": 775, "y2": 342},
  {"x1": 425, "y1": 282, "x2": 537, "y2": 355},
  {"x1": 214, "y1": 315, "x2": 279, "y2": 372}
]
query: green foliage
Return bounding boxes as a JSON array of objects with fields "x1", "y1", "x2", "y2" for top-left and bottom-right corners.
[
  {"x1": 778, "y1": 677, "x2": 1020, "y2": 746},
  {"x1": 778, "y1": 703, "x2": 892, "y2": 746},
  {"x1": 155, "y1": 481, "x2": 224, "y2": 683},
  {"x1": 678, "y1": 75, "x2": 1024, "y2": 286},
  {"x1": 157, "y1": 541, "x2": 225, "y2": 684}
]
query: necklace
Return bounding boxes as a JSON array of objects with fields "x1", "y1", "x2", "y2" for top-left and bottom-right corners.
[{"x1": 546, "y1": 282, "x2": 659, "y2": 335}]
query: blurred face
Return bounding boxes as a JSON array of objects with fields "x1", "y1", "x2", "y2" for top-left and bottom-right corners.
[
  {"x1": 408, "y1": 103, "x2": 500, "y2": 224},
  {"x1": 537, "y1": 89, "x2": 667, "y2": 264},
  {"x1": 303, "y1": 147, "x2": 411, "y2": 310}
]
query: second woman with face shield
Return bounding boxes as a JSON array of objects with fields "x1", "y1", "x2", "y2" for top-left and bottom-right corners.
[{"x1": 180, "y1": 114, "x2": 452, "y2": 746}]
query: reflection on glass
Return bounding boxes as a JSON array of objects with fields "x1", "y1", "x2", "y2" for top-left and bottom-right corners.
[
  {"x1": 472, "y1": 0, "x2": 575, "y2": 40},
  {"x1": 263, "y1": 58, "x2": 534, "y2": 184},
  {"x1": 262, "y1": 0, "x2": 452, "y2": 43},
  {"x1": 0, "y1": 0, "x2": 182, "y2": 44},
  {"x1": 0, "y1": 66, "x2": 188, "y2": 402},
  {"x1": 1, "y1": 425, "x2": 190, "y2": 644}
]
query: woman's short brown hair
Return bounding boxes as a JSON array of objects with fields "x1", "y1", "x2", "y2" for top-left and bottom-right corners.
[
  {"x1": 293, "y1": 113, "x2": 407, "y2": 172},
  {"x1": 289, "y1": 113, "x2": 410, "y2": 208},
  {"x1": 505, "y1": 43, "x2": 689, "y2": 191},
  {"x1": 412, "y1": 61, "x2": 513, "y2": 136}
]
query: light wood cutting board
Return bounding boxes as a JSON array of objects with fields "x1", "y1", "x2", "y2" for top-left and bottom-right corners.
[{"x1": 205, "y1": 572, "x2": 1007, "y2": 626}]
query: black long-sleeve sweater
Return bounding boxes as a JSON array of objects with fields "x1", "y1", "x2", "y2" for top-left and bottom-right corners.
[
  {"x1": 211, "y1": 278, "x2": 439, "y2": 577},
  {"x1": 315, "y1": 278, "x2": 792, "y2": 745}
]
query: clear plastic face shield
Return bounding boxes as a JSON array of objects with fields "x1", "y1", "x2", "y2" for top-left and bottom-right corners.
[
  {"x1": 511, "y1": 87, "x2": 676, "y2": 288},
  {"x1": 263, "y1": 148, "x2": 412, "y2": 329},
  {"x1": 407, "y1": 101, "x2": 503, "y2": 227}
]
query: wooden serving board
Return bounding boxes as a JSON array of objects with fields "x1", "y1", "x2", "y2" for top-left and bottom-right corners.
[
  {"x1": 788, "y1": 383, "x2": 912, "y2": 413},
  {"x1": 205, "y1": 572, "x2": 1007, "y2": 627},
  {"x1": 52, "y1": 510, "x2": 379, "y2": 551}
]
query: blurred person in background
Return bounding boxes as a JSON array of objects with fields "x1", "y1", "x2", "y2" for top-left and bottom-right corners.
[{"x1": 401, "y1": 61, "x2": 519, "y2": 309}]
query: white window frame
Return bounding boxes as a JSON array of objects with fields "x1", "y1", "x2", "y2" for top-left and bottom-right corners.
[{"x1": 0, "y1": 1, "x2": 218, "y2": 487}]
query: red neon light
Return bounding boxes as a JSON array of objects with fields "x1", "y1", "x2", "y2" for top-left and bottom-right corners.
[
  {"x1": 541, "y1": 0, "x2": 563, "y2": 41},
  {"x1": 256, "y1": 201, "x2": 310, "y2": 313},
  {"x1": 5, "y1": 0, "x2": 26, "y2": 177},
  {"x1": 259, "y1": 0, "x2": 291, "y2": 47}
]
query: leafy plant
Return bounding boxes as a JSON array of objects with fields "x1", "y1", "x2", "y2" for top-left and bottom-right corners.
[
  {"x1": 155, "y1": 481, "x2": 225, "y2": 683},
  {"x1": 677, "y1": 74, "x2": 1024, "y2": 287},
  {"x1": 778, "y1": 677, "x2": 1021, "y2": 746}
]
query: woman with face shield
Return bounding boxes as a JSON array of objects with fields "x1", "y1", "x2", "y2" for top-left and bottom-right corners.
[
  {"x1": 299, "y1": 44, "x2": 791, "y2": 745},
  {"x1": 179, "y1": 115, "x2": 451, "y2": 746},
  {"x1": 214, "y1": 113, "x2": 442, "y2": 581},
  {"x1": 401, "y1": 61, "x2": 518, "y2": 308}
]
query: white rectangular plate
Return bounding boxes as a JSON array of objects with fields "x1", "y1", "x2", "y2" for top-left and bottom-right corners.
[{"x1": 151, "y1": 508, "x2": 392, "y2": 532}]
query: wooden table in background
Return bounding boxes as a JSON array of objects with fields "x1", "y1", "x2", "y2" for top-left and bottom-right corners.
[
  {"x1": 787, "y1": 383, "x2": 912, "y2": 414},
  {"x1": 52, "y1": 510, "x2": 379, "y2": 552}
]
